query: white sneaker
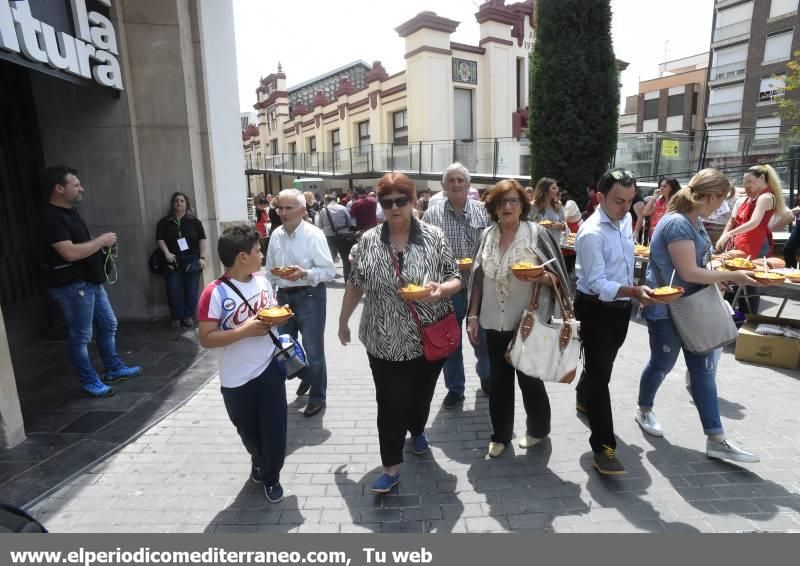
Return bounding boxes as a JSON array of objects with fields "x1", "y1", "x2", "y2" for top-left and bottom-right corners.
[
  {"x1": 634, "y1": 408, "x2": 664, "y2": 437},
  {"x1": 706, "y1": 439, "x2": 760, "y2": 463},
  {"x1": 518, "y1": 434, "x2": 544, "y2": 448}
]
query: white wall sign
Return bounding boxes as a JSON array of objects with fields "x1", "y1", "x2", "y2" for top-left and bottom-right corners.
[{"x1": 0, "y1": 0, "x2": 123, "y2": 90}]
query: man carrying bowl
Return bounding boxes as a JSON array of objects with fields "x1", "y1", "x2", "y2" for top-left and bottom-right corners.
[
  {"x1": 423, "y1": 163, "x2": 492, "y2": 406},
  {"x1": 266, "y1": 189, "x2": 336, "y2": 417}
]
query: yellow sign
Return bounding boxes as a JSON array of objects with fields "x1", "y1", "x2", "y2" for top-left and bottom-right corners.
[{"x1": 662, "y1": 140, "x2": 680, "y2": 158}]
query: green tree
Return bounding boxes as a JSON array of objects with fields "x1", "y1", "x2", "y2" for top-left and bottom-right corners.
[
  {"x1": 529, "y1": 0, "x2": 619, "y2": 203},
  {"x1": 776, "y1": 50, "x2": 800, "y2": 135}
]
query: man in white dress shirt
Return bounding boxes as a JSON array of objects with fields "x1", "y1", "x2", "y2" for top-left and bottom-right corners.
[
  {"x1": 574, "y1": 169, "x2": 661, "y2": 475},
  {"x1": 267, "y1": 189, "x2": 336, "y2": 417}
]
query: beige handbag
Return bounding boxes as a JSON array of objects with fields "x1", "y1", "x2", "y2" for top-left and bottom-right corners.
[{"x1": 505, "y1": 272, "x2": 582, "y2": 383}]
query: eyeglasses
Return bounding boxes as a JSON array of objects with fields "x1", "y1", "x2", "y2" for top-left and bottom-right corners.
[
  {"x1": 499, "y1": 197, "x2": 521, "y2": 207},
  {"x1": 609, "y1": 169, "x2": 636, "y2": 182},
  {"x1": 379, "y1": 196, "x2": 410, "y2": 209}
]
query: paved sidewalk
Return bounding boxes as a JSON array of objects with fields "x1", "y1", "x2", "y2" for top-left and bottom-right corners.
[
  {"x1": 1, "y1": 321, "x2": 215, "y2": 507},
  {"x1": 27, "y1": 274, "x2": 800, "y2": 533}
]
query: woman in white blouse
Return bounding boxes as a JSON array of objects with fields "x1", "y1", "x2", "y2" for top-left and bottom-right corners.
[{"x1": 466, "y1": 179, "x2": 570, "y2": 458}]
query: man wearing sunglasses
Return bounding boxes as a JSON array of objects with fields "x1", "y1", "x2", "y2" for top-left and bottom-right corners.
[
  {"x1": 423, "y1": 163, "x2": 491, "y2": 408},
  {"x1": 574, "y1": 168, "x2": 662, "y2": 475}
]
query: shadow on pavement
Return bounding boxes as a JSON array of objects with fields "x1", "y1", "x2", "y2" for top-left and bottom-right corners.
[
  {"x1": 203, "y1": 480, "x2": 302, "y2": 533},
  {"x1": 332, "y1": 447, "x2": 464, "y2": 533},
  {"x1": 641, "y1": 434, "x2": 800, "y2": 531},
  {"x1": 1, "y1": 321, "x2": 214, "y2": 508}
]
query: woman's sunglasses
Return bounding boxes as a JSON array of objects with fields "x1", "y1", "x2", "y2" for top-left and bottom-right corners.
[{"x1": 380, "y1": 196, "x2": 410, "y2": 209}]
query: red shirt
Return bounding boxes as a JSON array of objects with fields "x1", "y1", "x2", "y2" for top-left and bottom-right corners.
[{"x1": 351, "y1": 196, "x2": 379, "y2": 230}]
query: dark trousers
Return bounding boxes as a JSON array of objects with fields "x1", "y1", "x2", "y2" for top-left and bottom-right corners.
[
  {"x1": 220, "y1": 358, "x2": 287, "y2": 486},
  {"x1": 260, "y1": 237, "x2": 268, "y2": 266},
  {"x1": 368, "y1": 354, "x2": 444, "y2": 467},
  {"x1": 164, "y1": 264, "x2": 201, "y2": 321},
  {"x1": 783, "y1": 220, "x2": 799, "y2": 268},
  {"x1": 325, "y1": 236, "x2": 339, "y2": 262},
  {"x1": 486, "y1": 330, "x2": 551, "y2": 444},
  {"x1": 574, "y1": 296, "x2": 632, "y2": 453},
  {"x1": 333, "y1": 236, "x2": 354, "y2": 282}
]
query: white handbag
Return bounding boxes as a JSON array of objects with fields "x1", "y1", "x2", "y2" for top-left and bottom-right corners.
[{"x1": 505, "y1": 272, "x2": 582, "y2": 383}]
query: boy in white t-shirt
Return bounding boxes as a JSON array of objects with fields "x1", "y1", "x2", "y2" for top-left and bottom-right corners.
[{"x1": 197, "y1": 225, "x2": 287, "y2": 503}]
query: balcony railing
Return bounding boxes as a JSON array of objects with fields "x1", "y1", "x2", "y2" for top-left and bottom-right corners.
[
  {"x1": 706, "y1": 99, "x2": 743, "y2": 117},
  {"x1": 710, "y1": 60, "x2": 747, "y2": 81},
  {"x1": 713, "y1": 20, "x2": 751, "y2": 42},
  {"x1": 245, "y1": 139, "x2": 532, "y2": 180}
]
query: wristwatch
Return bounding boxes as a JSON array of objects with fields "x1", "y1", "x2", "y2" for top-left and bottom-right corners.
[{"x1": 300, "y1": 270, "x2": 308, "y2": 280}]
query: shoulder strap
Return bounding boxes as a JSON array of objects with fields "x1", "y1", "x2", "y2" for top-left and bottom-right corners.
[
  {"x1": 216, "y1": 277, "x2": 283, "y2": 350},
  {"x1": 386, "y1": 243, "x2": 425, "y2": 333},
  {"x1": 324, "y1": 207, "x2": 336, "y2": 230}
]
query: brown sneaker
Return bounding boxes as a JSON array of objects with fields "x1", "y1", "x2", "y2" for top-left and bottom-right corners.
[{"x1": 593, "y1": 445, "x2": 626, "y2": 475}]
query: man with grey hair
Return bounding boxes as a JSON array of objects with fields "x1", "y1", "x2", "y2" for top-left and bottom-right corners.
[
  {"x1": 266, "y1": 188, "x2": 336, "y2": 417},
  {"x1": 423, "y1": 163, "x2": 491, "y2": 408}
]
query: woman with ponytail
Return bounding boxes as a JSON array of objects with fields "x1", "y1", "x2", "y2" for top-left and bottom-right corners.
[
  {"x1": 716, "y1": 164, "x2": 785, "y2": 256},
  {"x1": 716, "y1": 164, "x2": 785, "y2": 311},
  {"x1": 634, "y1": 168, "x2": 761, "y2": 464}
]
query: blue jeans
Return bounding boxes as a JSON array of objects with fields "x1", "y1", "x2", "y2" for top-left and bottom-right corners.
[
  {"x1": 638, "y1": 317, "x2": 723, "y2": 435},
  {"x1": 165, "y1": 263, "x2": 202, "y2": 320},
  {"x1": 48, "y1": 281, "x2": 125, "y2": 385},
  {"x1": 278, "y1": 285, "x2": 328, "y2": 403},
  {"x1": 442, "y1": 290, "x2": 490, "y2": 396}
]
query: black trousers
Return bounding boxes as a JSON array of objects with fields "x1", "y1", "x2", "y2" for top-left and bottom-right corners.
[
  {"x1": 220, "y1": 358, "x2": 287, "y2": 486},
  {"x1": 486, "y1": 329, "x2": 551, "y2": 444},
  {"x1": 368, "y1": 354, "x2": 444, "y2": 467},
  {"x1": 333, "y1": 236, "x2": 354, "y2": 282},
  {"x1": 574, "y1": 296, "x2": 632, "y2": 453}
]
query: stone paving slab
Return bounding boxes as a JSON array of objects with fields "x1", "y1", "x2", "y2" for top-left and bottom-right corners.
[
  {"x1": 26, "y1": 272, "x2": 800, "y2": 533},
  {"x1": 1, "y1": 321, "x2": 216, "y2": 506}
]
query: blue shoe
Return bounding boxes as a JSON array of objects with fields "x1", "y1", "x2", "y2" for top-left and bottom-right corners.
[
  {"x1": 264, "y1": 482, "x2": 284, "y2": 503},
  {"x1": 81, "y1": 380, "x2": 115, "y2": 398},
  {"x1": 371, "y1": 472, "x2": 400, "y2": 494},
  {"x1": 250, "y1": 465, "x2": 261, "y2": 484},
  {"x1": 103, "y1": 365, "x2": 142, "y2": 384},
  {"x1": 412, "y1": 433, "x2": 429, "y2": 455}
]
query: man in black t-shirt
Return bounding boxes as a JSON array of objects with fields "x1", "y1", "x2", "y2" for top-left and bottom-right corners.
[{"x1": 42, "y1": 165, "x2": 142, "y2": 398}]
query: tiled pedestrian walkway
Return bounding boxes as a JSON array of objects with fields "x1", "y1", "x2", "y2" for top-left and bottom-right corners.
[
  {"x1": 1, "y1": 322, "x2": 215, "y2": 507},
  {"x1": 24, "y1": 275, "x2": 800, "y2": 533}
]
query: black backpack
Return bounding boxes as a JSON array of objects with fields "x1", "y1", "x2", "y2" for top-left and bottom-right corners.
[
  {"x1": 0, "y1": 503, "x2": 47, "y2": 533},
  {"x1": 148, "y1": 248, "x2": 167, "y2": 274}
]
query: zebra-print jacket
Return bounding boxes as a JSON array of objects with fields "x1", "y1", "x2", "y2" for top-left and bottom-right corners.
[{"x1": 351, "y1": 218, "x2": 461, "y2": 361}]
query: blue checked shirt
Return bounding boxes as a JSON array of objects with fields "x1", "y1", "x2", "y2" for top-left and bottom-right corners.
[{"x1": 422, "y1": 198, "x2": 491, "y2": 260}]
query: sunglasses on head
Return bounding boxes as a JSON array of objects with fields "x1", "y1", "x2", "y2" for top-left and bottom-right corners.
[
  {"x1": 380, "y1": 196, "x2": 410, "y2": 209},
  {"x1": 609, "y1": 169, "x2": 636, "y2": 182}
]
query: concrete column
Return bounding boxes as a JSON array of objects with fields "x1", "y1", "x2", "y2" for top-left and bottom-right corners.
[
  {"x1": 0, "y1": 309, "x2": 26, "y2": 449},
  {"x1": 196, "y1": 0, "x2": 247, "y2": 227}
]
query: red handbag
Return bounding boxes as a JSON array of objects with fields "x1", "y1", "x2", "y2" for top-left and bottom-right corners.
[{"x1": 387, "y1": 244, "x2": 461, "y2": 361}]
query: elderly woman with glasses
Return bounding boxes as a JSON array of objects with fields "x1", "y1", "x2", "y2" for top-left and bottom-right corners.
[
  {"x1": 338, "y1": 172, "x2": 461, "y2": 494},
  {"x1": 466, "y1": 179, "x2": 570, "y2": 458}
]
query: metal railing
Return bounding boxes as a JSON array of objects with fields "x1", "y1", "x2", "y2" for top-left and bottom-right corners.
[
  {"x1": 614, "y1": 127, "x2": 800, "y2": 204},
  {"x1": 246, "y1": 127, "x2": 800, "y2": 203},
  {"x1": 245, "y1": 138, "x2": 532, "y2": 181},
  {"x1": 710, "y1": 60, "x2": 747, "y2": 81}
]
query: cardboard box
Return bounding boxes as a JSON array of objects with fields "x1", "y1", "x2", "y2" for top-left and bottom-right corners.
[{"x1": 735, "y1": 315, "x2": 800, "y2": 370}]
